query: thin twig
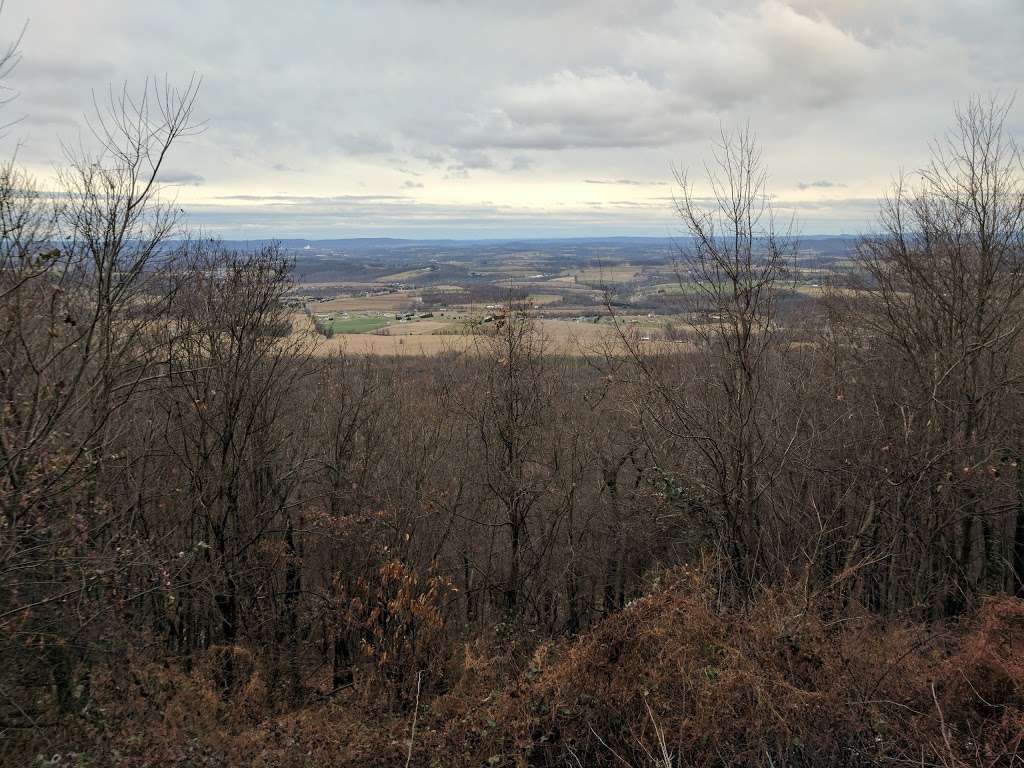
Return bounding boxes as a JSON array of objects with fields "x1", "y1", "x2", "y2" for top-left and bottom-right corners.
[{"x1": 405, "y1": 670, "x2": 424, "y2": 768}]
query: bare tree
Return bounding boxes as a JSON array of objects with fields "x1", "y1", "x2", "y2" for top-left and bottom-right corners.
[
  {"x1": 151, "y1": 240, "x2": 312, "y2": 694},
  {"x1": 0, "y1": 77, "x2": 200, "y2": 729},
  {"x1": 443, "y1": 309, "x2": 559, "y2": 617},
  {"x1": 620, "y1": 125, "x2": 796, "y2": 590},
  {"x1": 827, "y1": 95, "x2": 1024, "y2": 612}
]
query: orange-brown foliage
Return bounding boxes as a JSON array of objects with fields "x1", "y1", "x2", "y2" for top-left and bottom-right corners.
[
  {"x1": 426, "y1": 571, "x2": 1023, "y2": 767},
  {"x1": 12, "y1": 578, "x2": 1023, "y2": 768}
]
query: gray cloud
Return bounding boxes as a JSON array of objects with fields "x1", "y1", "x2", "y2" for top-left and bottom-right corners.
[
  {"x1": 2, "y1": 0, "x2": 1022, "y2": 236},
  {"x1": 215, "y1": 193, "x2": 410, "y2": 203},
  {"x1": 185, "y1": 194, "x2": 676, "y2": 238},
  {"x1": 157, "y1": 169, "x2": 205, "y2": 186},
  {"x1": 444, "y1": 150, "x2": 496, "y2": 178},
  {"x1": 179, "y1": 190, "x2": 876, "y2": 239},
  {"x1": 413, "y1": 152, "x2": 446, "y2": 167},
  {"x1": 509, "y1": 155, "x2": 533, "y2": 171},
  {"x1": 585, "y1": 178, "x2": 667, "y2": 186},
  {"x1": 334, "y1": 131, "x2": 393, "y2": 156},
  {"x1": 797, "y1": 179, "x2": 847, "y2": 190},
  {"x1": 458, "y1": 152, "x2": 496, "y2": 170},
  {"x1": 391, "y1": 163, "x2": 422, "y2": 176}
]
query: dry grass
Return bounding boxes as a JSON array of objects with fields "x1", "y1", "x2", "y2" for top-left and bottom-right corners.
[
  {"x1": 314, "y1": 332, "x2": 472, "y2": 356},
  {"x1": 49, "y1": 577, "x2": 1023, "y2": 768},
  {"x1": 526, "y1": 293, "x2": 563, "y2": 305},
  {"x1": 373, "y1": 268, "x2": 436, "y2": 283},
  {"x1": 571, "y1": 265, "x2": 641, "y2": 283},
  {"x1": 293, "y1": 314, "x2": 626, "y2": 358},
  {"x1": 426, "y1": 573, "x2": 1024, "y2": 768},
  {"x1": 378, "y1": 320, "x2": 457, "y2": 336},
  {"x1": 293, "y1": 281, "x2": 383, "y2": 290},
  {"x1": 312, "y1": 292, "x2": 422, "y2": 312}
]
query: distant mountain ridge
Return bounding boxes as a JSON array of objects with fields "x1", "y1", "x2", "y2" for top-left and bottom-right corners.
[{"x1": 215, "y1": 234, "x2": 861, "y2": 252}]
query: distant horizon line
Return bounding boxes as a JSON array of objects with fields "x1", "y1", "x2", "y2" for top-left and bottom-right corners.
[{"x1": 198, "y1": 233, "x2": 863, "y2": 245}]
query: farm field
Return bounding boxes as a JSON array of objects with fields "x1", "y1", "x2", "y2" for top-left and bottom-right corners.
[
  {"x1": 379, "y1": 319, "x2": 459, "y2": 335},
  {"x1": 372, "y1": 267, "x2": 436, "y2": 283},
  {"x1": 313, "y1": 332, "x2": 472, "y2": 356},
  {"x1": 299, "y1": 317, "x2": 635, "y2": 357},
  {"x1": 525, "y1": 292, "x2": 563, "y2": 305},
  {"x1": 286, "y1": 237, "x2": 847, "y2": 358},
  {"x1": 310, "y1": 292, "x2": 421, "y2": 312},
  {"x1": 571, "y1": 265, "x2": 642, "y2": 283},
  {"x1": 322, "y1": 316, "x2": 392, "y2": 334}
]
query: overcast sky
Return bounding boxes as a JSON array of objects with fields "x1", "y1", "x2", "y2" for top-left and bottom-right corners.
[{"x1": 4, "y1": 0, "x2": 1023, "y2": 239}]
